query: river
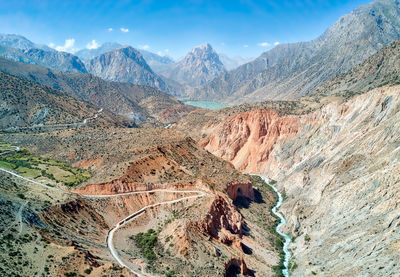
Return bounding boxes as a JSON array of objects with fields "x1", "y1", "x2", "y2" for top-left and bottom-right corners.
[{"x1": 256, "y1": 175, "x2": 292, "y2": 277}]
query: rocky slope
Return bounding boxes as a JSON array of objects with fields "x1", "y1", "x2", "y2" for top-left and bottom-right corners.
[
  {"x1": 177, "y1": 84, "x2": 400, "y2": 276},
  {"x1": 0, "y1": 71, "x2": 123, "y2": 129},
  {"x1": 85, "y1": 46, "x2": 174, "y2": 93},
  {"x1": 162, "y1": 43, "x2": 226, "y2": 88},
  {"x1": 0, "y1": 57, "x2": 192, "y2": 124},
  {"x1": 193, "y1": 0, "x2": 400, "y2": 103},
  {"x1": 313, "y1": 37, "x2": 400, "y2": 96}
]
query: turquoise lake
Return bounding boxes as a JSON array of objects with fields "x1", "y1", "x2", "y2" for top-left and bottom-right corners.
[{"x1": 182, "y1": 100, "x2": 227, "y2": 110}]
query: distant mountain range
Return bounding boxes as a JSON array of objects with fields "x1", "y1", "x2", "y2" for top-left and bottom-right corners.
[
  {"x1": 0, "y1": 57, "x2": 192, "y2": 124},
  {"x1": 0, "y1": 33, "x2": 53, "y2": 52},
  {"x1": 0, "y1": 34, "x2": 249, "y2": 94},
  {"x1": 75, "y1": 42, "x2": 123, "y2": 61},
  {"x1": 218, "y1": 54, "x2": 253, "y2": 70},
  {"x1": 0, "y1": 43, "x2": 87, "y2": 73},
  {"x1": 190, "y1": 0, "x2": 400, "y2": 103}
]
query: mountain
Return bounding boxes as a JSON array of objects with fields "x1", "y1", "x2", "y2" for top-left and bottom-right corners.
[
  {"x1": 0, "y1": 71, "x2": 123, "y2": 129},
  {"x1": 0, "y1": 33, "x2": 53, "y2": 52},
  {"x1": 194, "y1": 0, "x2": 400, "y2": 103},
  {"x1": 75, "y1": 42, "x2": 122, "y2": 61},
  {"x1": 0, "y1": 57, "x2": 192, "y2": 124},
  {"x1": 85, "y1": 45, "x2": 174, "y2": 93},
  {"x1": 313, "y1": 37, "x2": 400, "y2": 96},
  {"x1": 218, "y1": 53, "x2": 253, "y2": 70},
  {"x1": 161, "y1": 43, "x2": 226, "y2": 87},
  {"x1": 139, "y1": 49, "x2": 175, "y2": 73},
  {"x1": 0, "y1": 44, "x2": 87, "y2": 73}
]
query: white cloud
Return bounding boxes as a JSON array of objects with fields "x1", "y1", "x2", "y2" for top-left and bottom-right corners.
[
  {"x1": 258, "y1": 42, "x2": 271, "y2": 47},
  {"x1": 140, "y1": 45, "x2": 150, "y2": 50},
  {"x1": 157, "y1": 51, "x2": 163, "y2": 56},
  {"x1": 120, "y1": 27, "x2": 129, "y2": 33},
  {"x1": 52, "y1": 38, "x2": 78, "y2": 53},
  {"x1": 243, "y1": 44, "x2": 249, "y2": 48},
  {"x1": 86, "y1": 40, "x2": 99, "y2": 50},
  {"x1": 164, "y1": 49, "x2": 169, "y2": 53},
  {"x1": 107, "y1": 27, "x2": 113, "y2": 32},
  {"x1": 274, "y1": 41, "x2": 280, "y2": 46}
]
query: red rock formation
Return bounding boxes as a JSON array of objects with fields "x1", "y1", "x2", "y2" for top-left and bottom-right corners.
[
  {"x1": 200, "y1": 109, "x2": 300, "y2": 173},
  {"x1": 191, "y1": 195, "x2": 243, "y2": 244},
  {"x1": 224, "y1": 257, "x2": 253, "y2": 276}
]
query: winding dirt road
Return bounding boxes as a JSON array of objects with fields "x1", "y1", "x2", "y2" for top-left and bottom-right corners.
[{"x1": 0, "y1": 146, "x2": 207, "y2": 276}]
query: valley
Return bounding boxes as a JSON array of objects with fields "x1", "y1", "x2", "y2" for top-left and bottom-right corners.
[{"x1": 1, "y1": 0, "x2": 400, "y2": 276}]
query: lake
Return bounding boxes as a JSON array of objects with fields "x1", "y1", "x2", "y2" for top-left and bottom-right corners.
[{"x1": 182, "y1": 100, "x2": 227, "y2": 110}]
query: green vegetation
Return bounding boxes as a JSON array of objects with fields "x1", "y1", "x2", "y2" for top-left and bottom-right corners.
[
  {"x1": 131, "y1": 229, "x2": 158, "y2": 263},
  {"x1": 0, "y1": 148, "x2": 91, "y2": 187}
]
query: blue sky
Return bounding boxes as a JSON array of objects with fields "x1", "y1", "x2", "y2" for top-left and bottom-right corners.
[{"x1": 0, "y1": 0, "x2": 371, "y2": 60}]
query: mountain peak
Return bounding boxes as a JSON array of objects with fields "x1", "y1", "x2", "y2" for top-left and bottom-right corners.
[{"x1": 161, "y1": 43, "x2": 226, "y2": 87}]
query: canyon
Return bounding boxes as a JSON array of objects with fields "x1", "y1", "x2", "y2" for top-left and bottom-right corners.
[{"x1": 177, "y1": 84, "x2": 400, "y2": 276}]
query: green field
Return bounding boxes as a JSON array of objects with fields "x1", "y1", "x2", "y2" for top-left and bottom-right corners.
[{"x1": 0, "y1": 146, "x2": 91, "y2": 187}]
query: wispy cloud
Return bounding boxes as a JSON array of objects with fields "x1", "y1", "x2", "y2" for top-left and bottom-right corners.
[
  {"x1": 50, "y1": 38, "x2": 78, "y2": 53},
  {"x1": 86, "y1": 40, "x2": 99, "y2": 50},
  {"x1": 107, "y1": 27, "x2": 113, "y2": 32},
  {"x1": 140, "y1": 45, "x2": 150, "y2": 50},
  {"x1": 243, "y1": 44, "x2": 249, "y2": 48},
  {"x1": 120, "y1": 27, "x2": 129, "y2": 33},
  {"x1": 258, "y1": 42, "x2": 271, "y2": 47},
  {"x1": 274, "y1": 41, "x2": 280, "y2": 46}
]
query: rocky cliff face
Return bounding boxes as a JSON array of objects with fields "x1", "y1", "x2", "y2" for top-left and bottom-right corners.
[
  {"x1": 85, "y1": 46, "x2": 172, "y2": 93},
  {"x1": 200, "y1": 109, "x2": 300, "y2": 172},
  {"x1": 194, "y1": 0, "x2": 400, "y2": 103},
  {"x1": 189, "y1": 85, "x2": 400, "y2": 276},
  {"x1": 162, "y1": 43, "x2": 226, "y2": 87}
]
